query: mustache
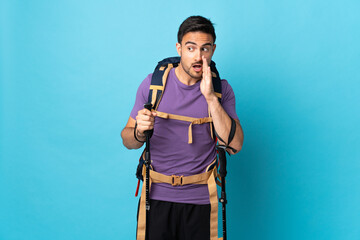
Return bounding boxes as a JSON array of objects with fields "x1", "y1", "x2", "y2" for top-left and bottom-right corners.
[{"x1": 192, "y1": 61, "x2": 203, "y2": 66}]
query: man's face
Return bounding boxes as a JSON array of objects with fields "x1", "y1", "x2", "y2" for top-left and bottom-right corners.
[{"x1": 176, "y1": 31, "x2": 216, "y2": 80}]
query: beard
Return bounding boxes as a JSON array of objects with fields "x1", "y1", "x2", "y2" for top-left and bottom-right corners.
[{"x1": 180, "y1": 59, "x2": 203, "y2": 80}]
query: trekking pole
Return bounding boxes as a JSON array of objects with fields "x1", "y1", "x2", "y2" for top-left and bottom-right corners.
[
  {"x1": 143, "y1": 103, "x2": 153, "y2": 238},
  {"x1": 217, "y1": 146, "x2": 227, "y2": 240}
]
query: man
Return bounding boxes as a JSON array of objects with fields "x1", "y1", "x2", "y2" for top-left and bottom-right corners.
[{"x1": 121, "y1": 16, "x2": 244, "y2": 240}]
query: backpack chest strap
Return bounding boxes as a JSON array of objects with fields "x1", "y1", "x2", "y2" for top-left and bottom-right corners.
[{"x1": 155, "y1": 110, "x2": 213, "y2": 144}]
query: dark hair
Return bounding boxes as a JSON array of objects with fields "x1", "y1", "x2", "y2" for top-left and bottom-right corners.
[{"x1": 177, "y1": 16, "x2": 216, "y2": 44}]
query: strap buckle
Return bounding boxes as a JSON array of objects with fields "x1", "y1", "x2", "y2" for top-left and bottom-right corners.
[{"x1": 171, "y1": 175, "x2": 183, "y2": 186}]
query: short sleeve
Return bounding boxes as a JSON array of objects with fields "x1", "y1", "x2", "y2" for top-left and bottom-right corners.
[
  {"x1": 130, "y1": 74, "x2": 152, "y2": 119},
  {"x1": 220, "y1": 79, "x2": 239, "y2": 121}
]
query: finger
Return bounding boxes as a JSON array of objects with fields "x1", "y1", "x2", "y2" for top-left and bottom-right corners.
[
  {"x1": 138, "y1": 116, "x2": 155, "y2": 124},
  {"x1": 137, "y1": 124, "x2": 154, "y2": 130},
  {"x1": 204, "y1": 65, "x2": 208, "y2": 79},
  {"x1": 137, "y1": 114, "x2": 156, "y2": 123},
  {"x1": 142, "y1": 108, "x2": 152, "y2": 115},
  {"x1": 137, "y1": 113, "x2": 149, "y2": 120},
  {"x1": 137, "y1": 121, "x2": 155, "y2": 130},
  {"x1": 137, "y1": 123, "x2": 154, "y2": 132},
  {"x1": 202, "y1": 57, "x2": 211, "y2": 80},
  {"x1": 203, "y1": 66, "x2": 210, "y2": 83},
  {"x1": 202, "y1": 55, "x2": 208, "y2": 68},
  {"x1": 137, "y1": 110, "x2": 153, "y2": 122},
  {"x1": 202, "y1": 57, "x2": 207, "y2": 80},
  {"x1": 139, "y1": 120, "x2": 155, "y2": 126},
  {"x1": 137, "y1": 109, "x2": 149, "y2": 117}
]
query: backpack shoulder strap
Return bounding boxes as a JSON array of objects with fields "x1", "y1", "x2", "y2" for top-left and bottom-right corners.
[
  {"x1": 149, "y1": 57, "x2": 180, "y2": 110},
  {"x1": 210, "y1": 60, "x2": 222, "y2": 103}
]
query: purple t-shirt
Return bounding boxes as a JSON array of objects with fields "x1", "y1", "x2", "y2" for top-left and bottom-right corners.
[{"x1": 130, "y1": 68, "x2": 238, "y2": 204}]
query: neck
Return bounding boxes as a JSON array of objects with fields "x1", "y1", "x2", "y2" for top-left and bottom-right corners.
[{"x1": 174, "y1": 63, "x2": 200, "y2": 86}]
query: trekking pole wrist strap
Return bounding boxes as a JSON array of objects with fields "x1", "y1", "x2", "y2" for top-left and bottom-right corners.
[
  {"x1": 215, "y1": 117, "x2": 237, "y2": 153},
  {"x1": 134, "y1": 122, "x2": 145, "y2": 143}
]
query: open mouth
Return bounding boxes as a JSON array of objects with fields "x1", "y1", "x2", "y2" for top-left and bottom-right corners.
[{"x1": 192, "y1": 64, "x2": 202, "y2": 72}]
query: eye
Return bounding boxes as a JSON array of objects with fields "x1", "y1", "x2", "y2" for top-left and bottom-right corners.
[
  {"x1": 188, "y1": 47, "x2": 194, "y2": 51},
  {"x1": 202, "y1": 47, "x2": 210, "y2": 52}
]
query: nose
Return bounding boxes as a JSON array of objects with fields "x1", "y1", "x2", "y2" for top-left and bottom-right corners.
[{"x1": 194, "y1": 49, "x2": 202, "y2": 62}]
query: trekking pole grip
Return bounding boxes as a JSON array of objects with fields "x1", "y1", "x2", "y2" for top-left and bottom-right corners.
[
  {"x1": 144, "y1": 103, "x2": 154, "y2": 138},
  {"x1": 217, "y1": 147, "x2": 227, "y2": 178}
]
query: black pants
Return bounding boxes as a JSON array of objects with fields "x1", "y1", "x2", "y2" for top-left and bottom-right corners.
[{"x1": 137, "y1": 199, "x2": 211, "y2": 240}]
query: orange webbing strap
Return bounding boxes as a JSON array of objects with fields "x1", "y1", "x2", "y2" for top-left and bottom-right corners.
[
  {"x1": 155, "y1": 111, "x2": 213, "y2": 144},
  {"x1": 150, "y1": 169, "x2": 213, "y2": 186},
  {"x1": 208, "y1": 106, "x2": 214, "y2": 140},
  {"x1": 208, "y1": 167, "x2": 219, "y2": 240},
  {"x1": 149, "y1": 85, "x2": 162, "y2": 108},
  {"x1": 136, "y1": 165, "x2": 152, "y2": 240}
]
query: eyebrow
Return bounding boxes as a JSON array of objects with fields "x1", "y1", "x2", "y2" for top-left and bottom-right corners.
[{"x1": 184, "y1": 41, "x2": 213, "y2": 47}]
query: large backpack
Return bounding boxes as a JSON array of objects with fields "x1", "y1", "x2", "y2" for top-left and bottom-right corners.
[{"x1": 135, "y1": 57, "x2": 228, "y2": 240}]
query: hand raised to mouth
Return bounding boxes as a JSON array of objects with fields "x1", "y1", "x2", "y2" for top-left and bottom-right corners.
[{"x1": 200, "y1": 55, "x2": 216, "y2": 102}]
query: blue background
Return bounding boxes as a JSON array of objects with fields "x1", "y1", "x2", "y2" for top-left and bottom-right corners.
[{"x1": 1, "y1": 0, "x2": 359, "y2": 239}]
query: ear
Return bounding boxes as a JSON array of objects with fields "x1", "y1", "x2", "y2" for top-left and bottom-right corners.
[
  {"x1": 176, "y1": 43, "x2": 182, "y2": 57},
  {"x1": 211, "y1": 44, "x2": 216, "y2": 56}
]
